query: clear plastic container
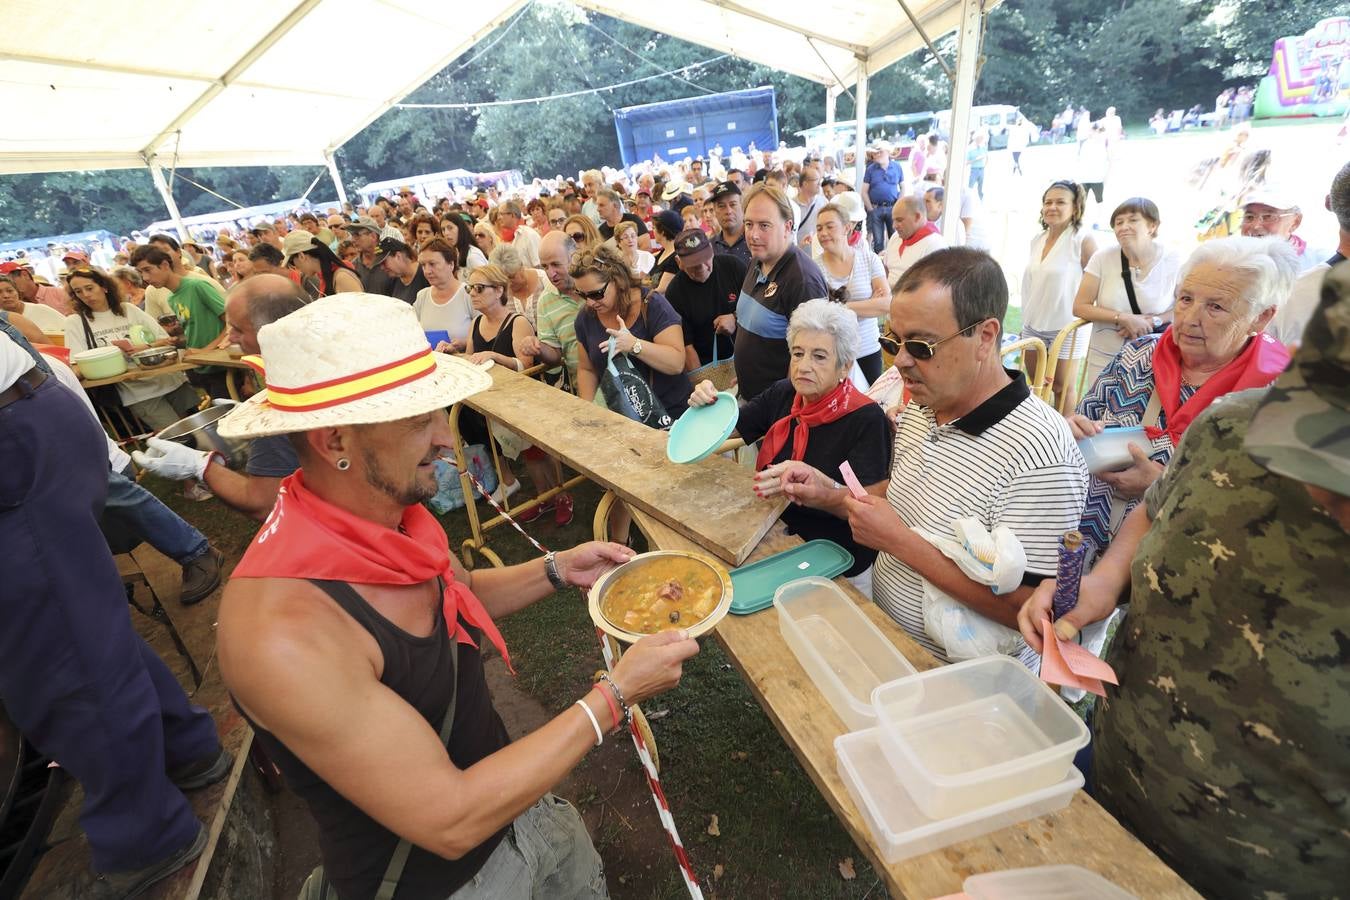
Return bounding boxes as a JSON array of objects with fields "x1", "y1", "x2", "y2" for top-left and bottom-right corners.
[
  {"x1": 964, "y1": 864, "x2": 1136, "y2": 899},
  {"x1": 774, "y1": 577, "x2": 916, "y2": 731},
  {"x1": 834, "y1": 728, "x2": 1082, "y2": 864},
  {"x1": 872, "y1": 656, "x2": 1089, "y2": 819},
  {"x1": 1076, "y1": 426, "x2": 1148, "y2": 474}
]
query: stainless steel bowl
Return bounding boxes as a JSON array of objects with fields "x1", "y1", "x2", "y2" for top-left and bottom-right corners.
[
  {"x1": 156, "y1": 404, "x2": 250, "y2": 469},
  {"x1": 131, "y1": 347, "x2": 178, "y2": 369}
]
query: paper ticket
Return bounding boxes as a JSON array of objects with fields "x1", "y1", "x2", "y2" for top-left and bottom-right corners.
[{"x1": 838, "y1": 461, "x2": 869, "y2": 501}]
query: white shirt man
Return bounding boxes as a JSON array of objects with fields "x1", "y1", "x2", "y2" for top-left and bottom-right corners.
[
  {"x1": 786, "y1": 248, "x2": 1087, "y2": 667},
  {"x1": 883, "y1": 196, "x2": 949, "y2": 289},
  {"x1": 496, "y1": 201, "x2": 541, "y2": 267}
]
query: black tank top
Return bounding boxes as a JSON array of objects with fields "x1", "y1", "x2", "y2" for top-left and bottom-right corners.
[
  {"x1": 470, "y1": 312, "x2": 518, "y2": 357},
  {"x1": 240, "y1": 580, "x2": 510, "y2": 900}
]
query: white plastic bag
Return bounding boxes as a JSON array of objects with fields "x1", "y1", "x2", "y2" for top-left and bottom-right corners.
[{"x1": 915, "y1": 518, "x2": 1026, "y2": 660}]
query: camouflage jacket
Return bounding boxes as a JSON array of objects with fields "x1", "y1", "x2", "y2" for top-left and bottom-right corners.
[{"x1": 1094, "y1": 388, "x2": 1349, "y2": 900}]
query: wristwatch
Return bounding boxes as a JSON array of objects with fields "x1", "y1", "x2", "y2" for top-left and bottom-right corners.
[
  {"x1": 1150, "y1": 316, "x2": 1163, "y2": 329},
  {"x1": 631, "y1": 339, "x2": 643, "y2": 356},
  {"x1": 543, "y1": 551, "x2": 567, "y2": 590}
]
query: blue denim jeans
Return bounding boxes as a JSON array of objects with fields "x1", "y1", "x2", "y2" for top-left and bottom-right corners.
[
  {"x1": 106, "y1": 466, "x2": 209, "y2": 564},
  {"x1": 447, "y1": 795, "x2": 608, "y2": 899}
]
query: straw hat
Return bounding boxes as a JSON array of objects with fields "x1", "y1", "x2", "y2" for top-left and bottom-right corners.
[{"x1": 216, "y1": 294, "x2": 492, "y2": 440}]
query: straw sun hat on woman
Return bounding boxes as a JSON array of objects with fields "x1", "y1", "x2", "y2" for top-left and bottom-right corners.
[{"x1": 216, "y1": 293, "x2": 492, "y2": 440}]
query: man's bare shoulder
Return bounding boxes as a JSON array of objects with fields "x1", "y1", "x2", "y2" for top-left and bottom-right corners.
[{"x1": 218, "y1": 576, "x2": 377, "y2": 725}]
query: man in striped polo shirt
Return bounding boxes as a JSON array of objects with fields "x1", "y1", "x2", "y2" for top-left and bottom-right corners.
[{"x1": 786, "y1": 247, "x2": 1088, "y2": 666}]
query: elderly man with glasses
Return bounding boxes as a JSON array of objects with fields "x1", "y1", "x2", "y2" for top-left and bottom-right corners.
[
  {"x1": 775, "y1": 248, "x2": 1088, "y2": 666},
  {"x1": 1239, "y1": 186, "x2": 1311, "y2": 267}
]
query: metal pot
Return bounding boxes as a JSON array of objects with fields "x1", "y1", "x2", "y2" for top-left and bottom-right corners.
[
  {"x1": 156, "y1": 404, "x2": 250, "y2": 469},
  {"x1": 131, "y1": 347, "x2": 178, "y2": 369}
]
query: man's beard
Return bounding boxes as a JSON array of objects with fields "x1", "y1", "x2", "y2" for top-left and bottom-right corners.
[{"x1": 361, "y1": 445, "x2": 437, "y2": 507}]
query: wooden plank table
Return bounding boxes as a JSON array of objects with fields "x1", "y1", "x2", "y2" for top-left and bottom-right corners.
[
  {"x1": 469, "y1": 367, "x2": 1198, "y2": 898},
  {"x1": 463, "y1": 366, "x2": 786, "y2": 565},
  {"x1": 626, "y1": 506, "x2": 1200, "y2": 900},
  {"x1": 182, "y1": 347, "x2": 250, "y2": 368}
]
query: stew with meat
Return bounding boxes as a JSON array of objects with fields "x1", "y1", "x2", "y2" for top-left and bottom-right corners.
[{"x1": 601, "y1": 557, "x2": 722, "y2": 635}]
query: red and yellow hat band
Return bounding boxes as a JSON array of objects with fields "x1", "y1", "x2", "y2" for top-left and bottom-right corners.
[{"x1": 242, "y1": 348, "x2": 438, "y2": 413}]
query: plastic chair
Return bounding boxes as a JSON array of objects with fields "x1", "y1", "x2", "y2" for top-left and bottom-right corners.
[{"x1": 1043, "y1": 319, "x2": 1092, "y2": 413}]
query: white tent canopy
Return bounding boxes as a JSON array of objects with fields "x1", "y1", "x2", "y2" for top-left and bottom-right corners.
[{"x1": 1, "y1": 0, "x2": 996, "y2": 240}]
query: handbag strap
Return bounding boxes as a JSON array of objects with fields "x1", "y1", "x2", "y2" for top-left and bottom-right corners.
[
  {"x1": 80, "y1": 310, "x2": 99, "y2": 350},
  {"x1": 374, "y1": 632, "x2": 460, "y2": 900},
  {"x1": 1120, "y1": 251, "x2": 1143, "y2": 316}
]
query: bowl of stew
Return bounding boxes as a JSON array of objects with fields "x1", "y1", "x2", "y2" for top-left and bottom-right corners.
[{"x1": 589, "y1": 550, "x2": 733, "y2": 643}]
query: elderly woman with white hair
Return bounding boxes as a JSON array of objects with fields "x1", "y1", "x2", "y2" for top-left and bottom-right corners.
[
  {"x1": 488, "y1": 243, "x2": 545, "y2": 330},
  {"x1": 1069, "y1": 235, "x2": 1298, "y2": 553},
  {"x1": 688, "y1": 297, "x2": 891, "y2": 588}
]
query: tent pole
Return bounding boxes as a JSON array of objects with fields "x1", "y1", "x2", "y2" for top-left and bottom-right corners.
[
  {"x1": 824, "y1": 85, "x2": 839, "y2": 157},
  {"x1": 324, "y1": 150, "x2": 349, "y2": 210},
  {"x1": 148, "y1": 162, "x2": 188, "y2": 242},
  {"x1": 943, "y1": 0, "x2": 981, "y2": 245},
  {"x1": 852, "y1": 59, "x2": 868, "y2": 244}
]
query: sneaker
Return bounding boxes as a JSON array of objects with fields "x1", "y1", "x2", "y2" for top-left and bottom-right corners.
[
  {"x1": 489, "y1": 479, "x2": 521, "y2": 506},
  {"x1": 515, "y1": 502, "x2": 545, "y2": 524},
  {"x1": 89, "y1": 821, "x2": 207, "y2": 900},
  {"x1": 554, "y1": 493, "x2": 575, "y2": 527},
  {"x1": 182, "y1": 481, "x2": 213, "y2": 502},
  {"x1": 180, "y1": 547, "x2": 224, "y2": 606},
  {"x1": 169, "y1": 747, "x2": 234, "y2": 791}
]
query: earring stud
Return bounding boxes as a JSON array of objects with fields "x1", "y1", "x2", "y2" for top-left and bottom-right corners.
[{"x1": 337, "y1": 458, "x2": 351, "y2": 471}]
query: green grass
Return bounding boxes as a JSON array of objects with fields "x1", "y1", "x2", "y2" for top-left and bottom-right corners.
[{"x1": 147, "y1": 474, "x2": 881, "y2": 898}]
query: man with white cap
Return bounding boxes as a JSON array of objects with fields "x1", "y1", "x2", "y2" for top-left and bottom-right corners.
[
  {"x1": 216, "y1": 294, "x2": 698, "y2": 899},
  {"x1": 862, "y1": 142, "x2": 902, "y2": 254},
  {"x1": 1240, "y1": 185, "x2": 1310, "y2": 266}
]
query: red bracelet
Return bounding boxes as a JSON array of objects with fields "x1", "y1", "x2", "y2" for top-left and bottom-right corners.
[{"x1": 593, "y1": 683, "x2": 621, "y2": 731}]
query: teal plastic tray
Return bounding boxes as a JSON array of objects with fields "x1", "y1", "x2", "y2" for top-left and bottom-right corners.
[{"x1": 729, "y1": 540, "x2": 855, "y2": 615}]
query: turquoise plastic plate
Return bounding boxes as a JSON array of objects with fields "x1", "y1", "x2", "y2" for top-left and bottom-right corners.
[
  {"x1": 729, "y1": 540, "x2": 855, "y2": 615},
  {"x1": 666, "y1": 392, "x2": 739, "y2": 464}
]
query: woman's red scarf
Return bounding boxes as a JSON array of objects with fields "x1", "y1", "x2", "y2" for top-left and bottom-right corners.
[
  {"x1": 1146, "y1": 326, "x2": 1290, "y2": 446},
  {"x1": 756, "y1": 378, "x2": 873, "y2": 470},
  {"x1": 232, "y1": 470, "x2": 512, "y2": 671}
]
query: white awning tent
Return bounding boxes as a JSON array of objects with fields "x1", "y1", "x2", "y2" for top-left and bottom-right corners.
[{"x1": 0, "y1": 0, "x2": 997, "y2": 242}]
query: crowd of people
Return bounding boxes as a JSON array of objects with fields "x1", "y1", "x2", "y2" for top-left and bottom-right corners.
[{"x1": 1, "y1": 129, "x2": 1346, "y2": 900}]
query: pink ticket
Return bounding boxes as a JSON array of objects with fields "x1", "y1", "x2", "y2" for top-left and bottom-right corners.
[{"x1": 838, "y1": 461, "x2": 869, "y2": 500}]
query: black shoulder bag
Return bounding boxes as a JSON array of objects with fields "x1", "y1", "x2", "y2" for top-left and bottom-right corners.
[{"x1": 1120, "y1": 252, "x2": 1167, "y2": 333}]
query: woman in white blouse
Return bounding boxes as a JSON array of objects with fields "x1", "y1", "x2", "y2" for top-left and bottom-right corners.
[
  {"x1": 1072, "y1": 197, "x2": 1184, "y2": 389},
  {"x1": 1021, "y1": 180, "x2": 1098, "y2": 411},
  {"x1": 488, "y1": 244, "x2": 546, "y2": 332},
  {"x1": 614, "y1": 221, "x2": 655, "y2": 278},
  {"x1": 815, "y1": 202, "x2": 891, "y2": 384}
]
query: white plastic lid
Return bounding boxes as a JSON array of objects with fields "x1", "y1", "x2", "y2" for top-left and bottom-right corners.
[{"x1": 964, "y1": 864, "x2": 1136, "y2": 899}]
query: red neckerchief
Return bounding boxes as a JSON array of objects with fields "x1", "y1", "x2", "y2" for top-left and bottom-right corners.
[
  {"x1": 756, "y1": 379, "x2": 873, "y2": 470},
  {"x1": 232, "y1": 471, "x2": 513, "y2": 671},
  {"x1": 900, "y1": 222, "x2": 939, "y2": 248},
  {"x1": 500, "y1": 226, "x2": 517, "y2": 243},
  {"x1": 1146, "y1": 327, "x2": 1290, "y2": 446},
  {"x1": 1289, "y1": 234, "x2": 1307, "y2": 257}
]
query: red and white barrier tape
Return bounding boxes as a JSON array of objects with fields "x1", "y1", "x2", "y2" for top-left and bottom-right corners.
[{"x1": 452, "y1": 461, "x2": 703, "y2": 897}]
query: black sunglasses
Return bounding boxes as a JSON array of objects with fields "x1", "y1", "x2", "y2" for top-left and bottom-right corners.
[
  {"x1": 882, "y1": 320, "x2": 981, "y2": 360},
  {"x1": 577, "y1": 284, "x2": 609, "y2": 302},
  {"x1": 567, "y1": 231, "x2": 585, "y2": 242}
]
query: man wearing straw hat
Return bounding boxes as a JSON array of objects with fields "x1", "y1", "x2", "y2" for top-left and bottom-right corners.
[{"x1": 215, "y1": 294, "x2": 698, "y2": 899}]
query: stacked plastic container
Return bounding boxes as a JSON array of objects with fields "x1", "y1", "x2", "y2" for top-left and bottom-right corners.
[{"x1": 773, "y1": 578, "x2": 1092, "y2": 865}]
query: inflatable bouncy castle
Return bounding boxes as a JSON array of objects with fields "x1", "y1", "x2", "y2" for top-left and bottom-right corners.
[{"x1": 1255, "y1": 16, "x2": 1350, "y2": 119}]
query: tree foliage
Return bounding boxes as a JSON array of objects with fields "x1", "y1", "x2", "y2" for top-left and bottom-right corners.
[{"x1": 0, "y1": 0, "x2": 1333, "y2": 240}]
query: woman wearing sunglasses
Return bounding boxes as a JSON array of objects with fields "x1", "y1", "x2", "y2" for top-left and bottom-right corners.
[
  {"x1": 570, "y1": 244, "x2": 692, "y2": 421},
  {"x1": 561, "y1": 214, "x2": 602, "y2": 252},
  {"x1": 815, "y1": 201, "x2": 891, "y2": 385},
  {"x1": 688, "y1": 297, "x2": 890, "y2": 593}
]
